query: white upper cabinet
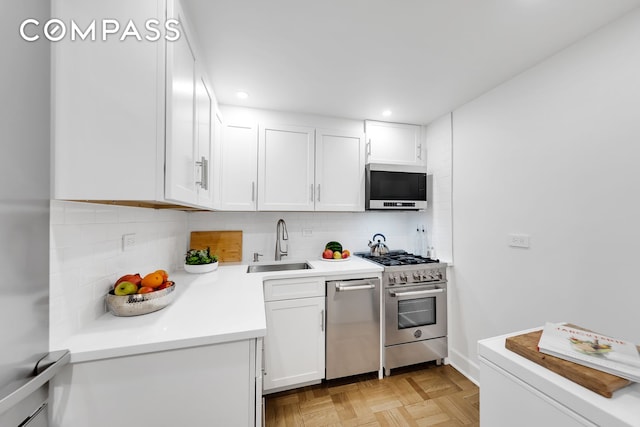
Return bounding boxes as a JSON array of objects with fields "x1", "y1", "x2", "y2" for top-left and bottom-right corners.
[
  {"x1": 218, "y1": 123, "x2": 258, "y2": 211},
  {"x1": 365, "y1": 120, "x2": 424, "y2": 166},
  {"x1": 217, "y1": 116, "x2": 366, "y2": 212},
  {"x1": 315, "y1": 129, "x2": 365, "y2": 211},
  {"x1": 194, "y1": 75, "x2": 214, "y2": 207},
  {"x1": 53, "y1": 0, "x2": 216, "y2": 210},
  {"x1": 165, "y1": 6, "x2": 197, "y2": 205},
  {"x1": 258, "y1": 124, "x2": 315, "y2": 211}
]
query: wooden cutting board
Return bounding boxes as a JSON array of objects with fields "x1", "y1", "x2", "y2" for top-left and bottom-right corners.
[
  {"x1": 505, "y1": 328, "x2": 632, "y2": 398},
  {"x1": 189, "y1": 231, "x2": 243, "y2": 263}
]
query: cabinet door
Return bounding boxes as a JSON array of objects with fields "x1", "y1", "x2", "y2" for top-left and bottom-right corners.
[
  {"x1": 315, "y1": 129, "x2": 365, "y2": 211},
  {"x1": 52, "y1": 0, "x2": 164, "y2": 201},
  {"x1": 195, "y1": 75, "x2": 213, "y2": 207},
  {"x1": 258, "y1": 124, "x2": 315, "y2": 211},
  {"x1": 365, "y1": 121, "x2": 423, "y2": 166},
  {"x1": 165, "y1": 2, "x2": 198, "y2": 205},
  {"x1": 51, "y1": 341, "x2": 256, "y2": 427},
  {"x1": 219, "y1": 124, "x2": 258, "y2": 211},
  {"x1": 263, "y1": 297, "x2": 325, "y2": 392}
]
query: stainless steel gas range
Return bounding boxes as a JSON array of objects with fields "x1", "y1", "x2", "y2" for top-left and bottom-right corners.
[{"x1": 357, "y1": 250, "x2": 448, "y2": 376}]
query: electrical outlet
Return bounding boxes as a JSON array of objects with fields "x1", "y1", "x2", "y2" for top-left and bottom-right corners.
[
  {"x1": 122, "y1": 233, "x2": 136, "y2": 251},
  {"x1": 508, "y1": 234, "x2": 530, "y2": 248}
]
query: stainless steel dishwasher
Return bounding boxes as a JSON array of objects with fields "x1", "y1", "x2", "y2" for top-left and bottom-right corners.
[{"x1": 326, "y1": 277, "x2": 381, "y2": 380}]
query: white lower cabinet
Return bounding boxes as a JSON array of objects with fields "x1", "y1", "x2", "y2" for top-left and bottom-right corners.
[
  {"x1": 263, "y1": 277, "x2": 325, "y2": 393},
  {"x1": 480, "y1": 359, "x2": 592, "y2": 426},
  {"x1": 50, "y1": 340, "x2": 261, "y2": 427}
]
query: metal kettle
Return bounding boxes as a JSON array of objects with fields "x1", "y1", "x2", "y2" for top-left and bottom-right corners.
[{"x1": 368, "y1": 233, "x2": 389, "y2": 257}]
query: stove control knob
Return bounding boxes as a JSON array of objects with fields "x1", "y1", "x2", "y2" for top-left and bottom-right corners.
[
  {"x1": 412, "y1": 272, "x2": 421, "y2": 281},
  {"x1": 399, "y1": 273, "x2": 408, "y2": 282},
  {"x1": 388, "y1": 274, "x2": 397, "y2": 285}
]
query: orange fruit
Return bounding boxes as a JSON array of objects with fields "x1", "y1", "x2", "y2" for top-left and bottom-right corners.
[
  {"x1": 141, "y1": 272, "x2": 164, "y2": 288},
  {"x1": 154, "y1": 269, "x2": 169, "y2": 281}
]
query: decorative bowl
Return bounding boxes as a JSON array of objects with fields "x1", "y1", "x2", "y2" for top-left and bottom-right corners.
[
  {"x1": 184, "y1": 262, "x2": 218, "y2": 274},
  {"x1": 105, "y1": 283, "x2": 176, "y2": 317}
]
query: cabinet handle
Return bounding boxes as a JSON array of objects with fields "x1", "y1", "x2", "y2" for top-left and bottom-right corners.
[
  {"x1": 310, "y1": 184, "x2": 314, "y2": 202},
  {"x1": 0, "y1": 350, "x2": 70, "y2": 415},
  {"x1": 416, "y1": 144, "x2": 422, "y2": 160},
  {"x1": 202, "y1": 157, "x2": 208, "y2": 190},
  {"x1": 317, "y1": 184, "x2": 321, "y2": 202},
  {"x1": 321, "y1": 309, "x2": 325, "y2": 332},
  {"x1": 251, "y1": 181, "x2": 255, "y2": 202},
  {"x1": 367, "y1": 139, "x2": 372, "y2": 156},
  {"x1": 195, "y1": 156, "x2": 208, "y2": 190}
]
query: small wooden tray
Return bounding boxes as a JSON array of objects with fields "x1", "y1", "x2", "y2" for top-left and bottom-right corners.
[{"x1": 505, "y1": 329, "x2": 632, "y2": 398}]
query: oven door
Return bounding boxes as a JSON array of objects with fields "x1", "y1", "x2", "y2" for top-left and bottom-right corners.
[{"x1": 385, "y1": 283, "x2": 447, "y2": 346}]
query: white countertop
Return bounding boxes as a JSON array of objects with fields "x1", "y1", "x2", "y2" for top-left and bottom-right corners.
[
  {"x1": 478, "y1": 327, "x2": 640, "y2": 427},
  {"x1": 55, "y1": 256, "x2": 383, "y2": 363}
]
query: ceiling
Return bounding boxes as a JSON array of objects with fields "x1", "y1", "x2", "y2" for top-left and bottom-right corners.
[{"x1": 182, "y1": 0, "x2": 640, "y2": 125}]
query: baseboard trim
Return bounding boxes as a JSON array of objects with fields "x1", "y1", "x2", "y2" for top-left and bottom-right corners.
[{"x1": 448, "y1": 348, "x2": 480, "y2": 386}]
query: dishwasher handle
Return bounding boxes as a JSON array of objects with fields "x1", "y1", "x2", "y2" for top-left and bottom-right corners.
[
  {"x1": 334, "y1": 280, "x2": 377, "y2": 292},
  {"x1": 0, "y1": 350, "x2": 70, "y2": 415}
]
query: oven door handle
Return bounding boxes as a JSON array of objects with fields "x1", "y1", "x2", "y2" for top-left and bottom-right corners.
[
  {"x1": 335, "y1": 283, "x2": 376, "y2": 292},
  {"x1": 388, "y1": 288, "x2": 444, "y2": 297}
]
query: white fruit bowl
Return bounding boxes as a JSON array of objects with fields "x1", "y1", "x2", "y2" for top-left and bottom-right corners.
[
  {"x1": 184, "y1": 262, "x2": 218, "y2": 274},
  {"x1": 105, "y1": 283, "x2": 176, "y2": 317}
]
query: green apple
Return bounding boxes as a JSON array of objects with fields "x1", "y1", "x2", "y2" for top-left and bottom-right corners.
[{"x1": 114, "y1": 281, "x2": 138, "y2": 296}]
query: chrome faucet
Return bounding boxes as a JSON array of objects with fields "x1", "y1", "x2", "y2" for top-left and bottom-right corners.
[{"x1": 275, "y1": 219, "x2": 288, "y2": 261}]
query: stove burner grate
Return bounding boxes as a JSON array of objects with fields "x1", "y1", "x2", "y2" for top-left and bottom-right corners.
[{"x1": 356, "y1": 251, "x2": 440, "y2": 266}]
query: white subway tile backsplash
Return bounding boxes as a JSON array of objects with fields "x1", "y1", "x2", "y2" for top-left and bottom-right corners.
[
  {"x1": 186, "y1": 211, "x2": 421, "y2": 262},
  {"x1": 50, "y1": 201, "x2": 189, "y2": 348}
]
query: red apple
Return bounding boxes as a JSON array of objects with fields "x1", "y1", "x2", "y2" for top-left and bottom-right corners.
[
  {"x1": 156, "y1": 281, "x2": 175, "y2": 290},
  {"x1": 137, "y1": 286, "x2": 154, "y2": 294},
  {"x1": 322, "y1": 249, "x2": 334, "y2": 259},
  {"x1": 115, "y1": 273, "x2": 142, "y2": 288}
]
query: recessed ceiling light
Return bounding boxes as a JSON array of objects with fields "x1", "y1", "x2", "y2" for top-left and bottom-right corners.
[
  {"x1": 236, "y1": 91, "x2": 249, "y2": 100},
  {"x1": 382, "y1": 109, "x2": 392, "y2": 117}
]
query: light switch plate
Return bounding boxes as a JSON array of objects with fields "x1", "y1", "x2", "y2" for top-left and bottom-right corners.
[
  {"x1": 122, "y1": 233, "x2": 136, "y2": 251},
  {"x1": 508, "y1": 234, "x2": 530, "y2": 248}
]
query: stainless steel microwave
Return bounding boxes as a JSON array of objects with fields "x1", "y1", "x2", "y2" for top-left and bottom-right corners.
[{"x1": 365, "y1": 163, "x2": 427, "y2": 210}]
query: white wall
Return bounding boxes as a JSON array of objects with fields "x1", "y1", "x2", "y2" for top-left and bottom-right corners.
[
  {"x1": 449, "y1": 7, "x2": 640, "y2": 381},
  {"x1": 425, "y1": 113, "x2": 453, "y2": 264}
]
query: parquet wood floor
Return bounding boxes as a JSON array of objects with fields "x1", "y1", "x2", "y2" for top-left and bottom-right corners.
[{"x1": 265, "y1": 362, "x2": 479, "y2": 426}]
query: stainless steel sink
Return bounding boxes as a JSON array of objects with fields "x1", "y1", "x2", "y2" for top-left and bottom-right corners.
[{"x1": 246, "y1": 262, "x2": 313, "y2": 273}]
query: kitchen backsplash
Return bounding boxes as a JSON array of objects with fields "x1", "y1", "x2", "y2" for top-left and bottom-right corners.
[
  {"x1": 49, "y1": 201, "x2": 188, "y2": 348},
  {"x1": 187, "y1": 211, "x2": 423, "y2": 262},
  {"x1": 49, "y1": 201, "x2": 426, "y2": 346}
]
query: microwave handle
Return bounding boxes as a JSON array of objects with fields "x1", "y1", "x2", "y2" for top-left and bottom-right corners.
[{"x1": 416, "y1": 144, "x2": 422, "y2": 160}]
